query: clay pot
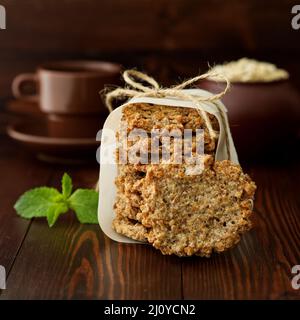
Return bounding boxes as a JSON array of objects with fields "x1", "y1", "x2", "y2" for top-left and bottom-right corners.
[{"x1": 198, "y1": 79, "x2": 300, "y2": 160}]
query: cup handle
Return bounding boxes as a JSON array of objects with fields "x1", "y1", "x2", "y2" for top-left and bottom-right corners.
[{"x1": 12, "y1": 73, "x2": 38, "y2": 102}]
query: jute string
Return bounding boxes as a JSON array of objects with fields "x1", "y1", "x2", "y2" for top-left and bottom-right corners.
[
  {"x1": 104, "y1": 69, "x2": 230, "y2": 140},
  {"x1": 96, "y1": 71, "x2": 232, "y2": 191}
]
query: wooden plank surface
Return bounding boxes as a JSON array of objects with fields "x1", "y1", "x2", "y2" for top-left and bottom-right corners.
[
  {"x1": 1, "y1": 0, "x2": 298, "y2": 53},
  {"x1": 1, "y1": 0, "x2": 300, "y2": 97},
  {"x1": 1, "y1": 99, "x2": 300, "y2": 299},
  {"x1": 1, "y1": 134, "x2": 300, "y2": 299},
  {"x1": 1, "y1": 166, "x2": 182, "y2": 300},
  {"x1": 0, "y1": 129, "x2": 53, "y2": 277},
  {"x1": 182, "y1": 163, "x2": 300, "y2": 300}
]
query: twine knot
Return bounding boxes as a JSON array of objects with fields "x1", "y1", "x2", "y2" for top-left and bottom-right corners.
[{"x1": 104, "y1": 69, "x2": 230, "y2": 140}]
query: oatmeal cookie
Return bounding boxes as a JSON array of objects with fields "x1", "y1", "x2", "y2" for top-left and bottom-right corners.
[
  {"x1": 112, "y1": 216, "x2": 148, "y2": 242},
  {"x1": 112, "y1": 103, "x2": 256, "y2": 257},
  {"x1": 138, "y1": 160, "x2": 256, "y2": 257},
  {"x1": 120, "y1": 104, "x2": 218, "y2": 154},
  {"x1": 122, "y1": 104, "x2": 219, "y2": 132}
]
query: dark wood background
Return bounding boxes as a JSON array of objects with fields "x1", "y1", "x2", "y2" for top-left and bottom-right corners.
[
  {"x1": 1, "y1": 0, "x2": 300, "y2": 100},
  {"x1": 0, "y1": 0, "x2": 300, "y2": 300},
  {"x1": 0, "y1": 137, "x2": 299, "y2": 300}
]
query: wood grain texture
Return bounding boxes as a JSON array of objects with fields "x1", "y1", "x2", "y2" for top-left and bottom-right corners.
[
  {"x1": 0, "y1": 119, "x2": 56, "y2": 299},
  {"x1": 1, "y1": 0, "x2": 298, "y2": 53},
  {"x1": 1, "y1": 0, "x2": 300, "y2": 97},
  {"x1": 1, "y1": 167, "x2": 182, "y2": 300},
  {"x1": 0, "y1": 128, "x2": 53, "y2": 274},
  {"x1": 1, "y1": 139, "x2": 300, "y2": 299},
  {"x1": 0, "y1": 22, "x2": 300, "y2": 298},
  {"x1": 182, "y1": 164, "x2": 300, "y2": 300}
]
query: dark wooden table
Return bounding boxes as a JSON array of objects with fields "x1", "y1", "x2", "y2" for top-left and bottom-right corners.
[{"x1": 0, "y1": 114, "x2": 300, "y2": 300}]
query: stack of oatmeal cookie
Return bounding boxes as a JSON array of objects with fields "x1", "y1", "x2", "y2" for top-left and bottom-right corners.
[{"x1": 112, "y1": 103, "x2": 256, "y2": 257}]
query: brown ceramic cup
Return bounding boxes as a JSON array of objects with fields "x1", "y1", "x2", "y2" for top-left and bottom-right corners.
[{"x1": 12, "y1": 60, "x2": 121, "y2": 114}]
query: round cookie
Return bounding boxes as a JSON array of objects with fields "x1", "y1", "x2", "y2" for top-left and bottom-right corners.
[{"x1": 139, "y1": 160, "x2": 256, "y2": 257}]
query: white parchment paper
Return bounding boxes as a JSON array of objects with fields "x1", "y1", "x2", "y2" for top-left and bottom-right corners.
[{"x1": 98, "y1": 89, "x2": 239, "y2": 243}]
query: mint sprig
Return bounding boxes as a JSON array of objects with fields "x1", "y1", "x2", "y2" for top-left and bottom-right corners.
[
  {"x1": 14, "y1": 173, "x2": 99, "y2": 227},
  {"x1": 62, "y1": 173, "x2": 72, "y2": 199}
]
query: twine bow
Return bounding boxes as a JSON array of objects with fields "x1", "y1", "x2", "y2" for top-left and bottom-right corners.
[{"x1": 104, "y1": 69, "x2": 230, "y2": 140}]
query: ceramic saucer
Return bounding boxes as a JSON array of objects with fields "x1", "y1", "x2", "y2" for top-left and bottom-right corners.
[{"x1": 7, "y1": 120, "x2": 100, "y2": 164}]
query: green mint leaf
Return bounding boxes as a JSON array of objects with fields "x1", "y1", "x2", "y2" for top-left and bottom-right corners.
[
  {"x1": 47, "y1": 203, "x2": 69, "y2": 227},
  {"x1": 69, "y1": 189, "x2": 99, "y2": 224},
  {"x1": 62, "y1": 173, "x2": 72, "y2": 199},
  {"x1": 14, "y1": 174, "x2": 98, "y2": 227},
  {"x1": 14, "y1": 187, "x2": 61, "y2": 219}
]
